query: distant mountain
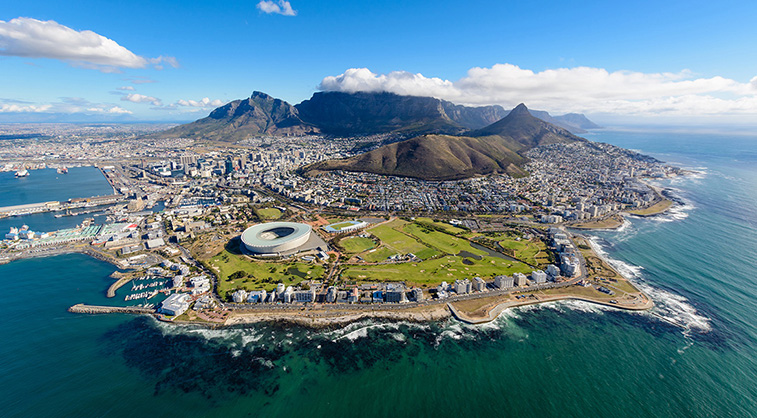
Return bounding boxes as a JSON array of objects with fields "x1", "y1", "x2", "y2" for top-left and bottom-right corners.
[
  {"x1": 156, "y1": 92, "x2": 319, "y2": 141},
  {"x1": 304, "y1": 104, "x2": 584, "y2": 181},
  {"x1": 553, "y1": 113, "x2": 601, "y2": 130},
  {"x1": 154, "y1": 91, "x2": 598, "y2": 141},
  {"x1": 528, "y1": 110, "x2": 601, "y2": 133}
]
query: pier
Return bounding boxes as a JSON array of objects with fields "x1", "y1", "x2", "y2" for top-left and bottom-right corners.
[
  {"x1": 68, "y1": 303, "x2": 155, "y2": 315},
  {"x1": 0, "y1": 194, "x2": 124, "y2": 216}
]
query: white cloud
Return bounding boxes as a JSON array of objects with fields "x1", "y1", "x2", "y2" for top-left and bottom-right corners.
[
  {"x1": 175, "y1": 97, "x2": 224, "y2": 108},
  {"x1": 0, "y1": 97, "x2": 131, "y2": 115},
  {"x1": 117, "y1": 86, "x2": 135, "y2": 91},
  {"x1": 121, "y1": 93, "x2": 162, "y2": 106},
  {"x1": 319, "y1": 64, "x2": 757, "y2": 118},
  {"x1": 87, "y1": 106, "x2": 132, "y2": 114},
  {"x1": 0, "y1": 17, "x2": 177, "y2": 72},
  {"x1": 0, "y1": 103, "x2": 52, "y2": 113},
  {"x1": 256, "y1": 1, "x2": 297, "y2": 16}
]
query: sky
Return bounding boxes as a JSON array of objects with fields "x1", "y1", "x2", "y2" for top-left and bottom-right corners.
[{"x1": 1, "y1": 0, "x2": 756, "y2": 125}]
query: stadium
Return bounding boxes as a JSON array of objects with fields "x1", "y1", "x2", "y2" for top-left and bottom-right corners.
[{"x1": 240, "y1": 222, "x2": 313, "y2": 255}]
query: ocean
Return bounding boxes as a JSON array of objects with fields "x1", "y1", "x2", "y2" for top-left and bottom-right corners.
[
  {"x1": 0, "y1": 166, "x2": 115, "y2": 233},
  {"x1": 0, "y1": 129, "x2": 755, "y2": 417}
]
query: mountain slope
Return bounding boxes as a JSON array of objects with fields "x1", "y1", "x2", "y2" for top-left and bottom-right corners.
[
  {"x1": 305, "y1": 103, "x2": 584, "y2": 181},
  {"x1": 468, "y1": 103, "x2": 587, "y2": 151},
  {"x1": 157, "y1": 92, "x2": 318, "y2": 141},
  {"x1": 305, "y1": 134, "x2": 529, "y2": 181}
]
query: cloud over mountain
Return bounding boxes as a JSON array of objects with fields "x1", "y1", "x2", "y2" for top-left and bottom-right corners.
[
  {"x1": 320, "y1": 64, "x2": 757, "y2": 117},
  {"x1": 0, "y1": 17, "x2": 177, "y2": 72}
]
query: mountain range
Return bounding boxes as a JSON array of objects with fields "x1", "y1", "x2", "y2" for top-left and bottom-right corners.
[
  {"x1": 303, "y1": 103, "x2": 586, "y2": 181},
  {"x1": 156, "y1": 90, "x2": 593, "y2": 181},
  {"x1": 156, "y1": 91, "x2": 599, "y2": 141}
]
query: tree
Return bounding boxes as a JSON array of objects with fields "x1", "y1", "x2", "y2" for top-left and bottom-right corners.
[{"x1": 229, "y1": 270, "x2": 247, "y2": 280}]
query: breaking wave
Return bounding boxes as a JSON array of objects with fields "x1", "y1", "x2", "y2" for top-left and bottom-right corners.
[{"x1": 587, "y1": 236, "x2": 711, "y2": 333}]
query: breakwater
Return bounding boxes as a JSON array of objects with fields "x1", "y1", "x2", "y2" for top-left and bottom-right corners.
[{"x1": 67, "y1": 303, "x2": 154, "y2": 315}]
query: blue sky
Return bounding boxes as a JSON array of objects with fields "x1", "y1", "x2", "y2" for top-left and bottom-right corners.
[{"x1": 1, "y1": 0, "x2": 756, "y2": 124}]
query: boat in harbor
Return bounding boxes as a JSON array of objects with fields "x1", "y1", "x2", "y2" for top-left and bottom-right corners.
[
  {"x1": 57, "y1": 166, "x2": 69, "y2": 174},
  {"x1": 15, "y1": 169, "x2": 29, "y2": 177}
]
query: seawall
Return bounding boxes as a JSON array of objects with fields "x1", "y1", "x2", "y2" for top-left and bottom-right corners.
[{"x1": 68, "y1": 303, "x2": 154, "y2": 315}]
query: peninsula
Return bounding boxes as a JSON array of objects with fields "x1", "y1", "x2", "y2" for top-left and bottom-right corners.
[{"x1": 0, "y1": 94, "x2": 676, "y2": 328}]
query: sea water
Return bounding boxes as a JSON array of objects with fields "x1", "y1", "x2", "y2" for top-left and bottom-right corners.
[
  {"x1": 0, "y1": 166, "x2": 115, "y2": 233},
  {"x1": 0, "y1": 129, "x2": 755, "y2": 417}
]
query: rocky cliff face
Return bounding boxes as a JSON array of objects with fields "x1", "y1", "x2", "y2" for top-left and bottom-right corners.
[
  {"x1": 295, "y1": 91, "x2": 463, "y2": 135},
  {"x1": 295, "y1": 91, "x2": 514, "y2": 135},
  {"x1": 156, "y1": 91, "x2": 319, "y2": 141}
]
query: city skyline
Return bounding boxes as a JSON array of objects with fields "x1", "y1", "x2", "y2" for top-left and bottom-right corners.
[{"x1": 2, "y1": 0, "x2": 757, "y2": 124}]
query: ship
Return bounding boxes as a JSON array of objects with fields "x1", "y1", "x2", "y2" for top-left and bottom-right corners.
[
  {"x1": 57, "y1": 166, "x2": 68, "y2": 174},
  {"x1": 15, "y1": 169, "x2": 29, "y2": 177}
]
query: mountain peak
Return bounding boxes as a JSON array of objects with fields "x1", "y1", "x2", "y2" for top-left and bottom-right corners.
[
  {"x1": 510, "y1": 103, "x2": 530, "y2": 116},
  {"x1": 251, "y1": 91, "x2": 272, "y2": 100},
  {"x1": 467, "y1": 102, "x2": 585, "y2": 150}
]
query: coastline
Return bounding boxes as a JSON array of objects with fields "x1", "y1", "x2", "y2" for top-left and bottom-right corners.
[
  {"x1": 67, "y1": 288, "x2": 654, "y2": 329},
  {"x1": 59, "y1": 224, "x2": 655, "y2": 328},
  {"x1": 1, "y1": 245, "x2": 129, "y2": 271},
  {"x1": 627, "y1": 182, "x2": 674, "y2": 217}
]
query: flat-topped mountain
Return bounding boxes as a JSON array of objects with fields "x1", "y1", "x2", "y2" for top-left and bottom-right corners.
[
  {"x1": 295, "y1": 91, "x2": 508, "y2": 135},
  {"x1": 305, "y1": 104, "x2": 584, "y2": 181},
  {"x1": 154, "y1": 91, "x2": 598, "y2": 141}
]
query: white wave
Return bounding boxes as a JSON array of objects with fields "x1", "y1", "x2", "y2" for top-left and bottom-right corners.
[
  {"x1": 613, "y1": 219, "x2": 639, "y2": 242},
  {"x1": 241, "y1": 333, "x2": 264, "y2": 347},
  {"x1": 151, "y1": 318, "x2": 272, "y2": 346},
  {"x1": 545, "y1": 299, "x2": 614, "y2": 314},
  {"x1": 615, "y1": 217, "x2": 633, "y2": 233},
  {"x1": 637, "y1": 282, "x2": 712, "y2": 332},
  {"x1": 330, "y1": 321, "x2": 411, "y2": 342},
  {"x1": 588, "y1": 237, "x2": 644, "y2": 278},
  {"x1": 588, "y1": 236, "x2": 711, "y2": 333}
]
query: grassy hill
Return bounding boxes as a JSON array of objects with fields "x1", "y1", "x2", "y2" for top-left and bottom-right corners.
[{"x1": 306, "y1": 134, "x2": 529, "y2": 180}]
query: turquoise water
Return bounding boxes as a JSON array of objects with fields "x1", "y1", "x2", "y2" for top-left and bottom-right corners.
[
  {"x1": 0, "y1": 166, "x2": 114, "y2": 233},
  {"x1": 0, "y1": 166, "x2": 114, "y2": 206},
  {"x1": 0, "y1": 130, "x2": 756, "y2": 417}
]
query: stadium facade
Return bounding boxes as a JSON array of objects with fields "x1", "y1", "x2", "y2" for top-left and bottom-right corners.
[{"x1": 240, "y1": 222, "x2": 312, "y2": 255}]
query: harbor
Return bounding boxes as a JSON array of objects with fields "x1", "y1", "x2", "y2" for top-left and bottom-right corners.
[{"x1": 0, "y1": 166, "x2": 122, "y2": 217}]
